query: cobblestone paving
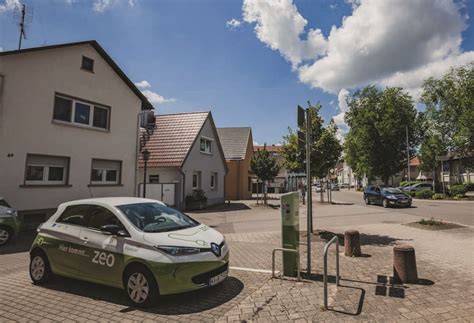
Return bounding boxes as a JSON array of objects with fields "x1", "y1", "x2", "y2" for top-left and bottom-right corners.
[{"x1": 1, "y1": 229, "x2": 473, "y2": 322}]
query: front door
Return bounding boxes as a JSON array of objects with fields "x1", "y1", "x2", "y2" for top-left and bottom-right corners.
[{"x1": 78, "y1": 205, "x2": 126, "y2": 287}]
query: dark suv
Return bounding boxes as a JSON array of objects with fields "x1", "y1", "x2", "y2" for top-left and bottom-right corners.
[{"x1": 364, "y1": 186, "x2": 412, "y2": 208}]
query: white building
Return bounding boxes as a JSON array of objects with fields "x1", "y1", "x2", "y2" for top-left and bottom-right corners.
[
  {"x1": 0, "y1": 41, "x2": 152, "y2": 224},
  {"x1": 138, "y1": 112, "x2": 227, "y2": 210}
]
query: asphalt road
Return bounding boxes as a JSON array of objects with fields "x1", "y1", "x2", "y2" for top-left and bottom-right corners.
[{"x1": 326, "y1": 189, "x2": 474, "y2": 226}]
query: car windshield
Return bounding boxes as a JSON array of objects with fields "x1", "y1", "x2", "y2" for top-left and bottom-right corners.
[
  {"x1": 117, "y1": 203, "x2": 199, "y2": 233},
  {"x1": 382, "y1": 188, "x2": 403, "y2": 194}
]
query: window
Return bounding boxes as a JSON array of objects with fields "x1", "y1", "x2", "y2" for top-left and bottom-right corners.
[
  {"x1": 199, "y1": 137, "x2": 212, "y2": 154},
  {"x1": 53, "y1": 94, "x2": 110, "y2": 130},
  {"x1": 81, "y1": 56, "x2": 94, "y2": 72},
  {"x1": 192, "y1": 171, "x2": 201, "y2": 189},
  {"x1": 57, "y1": 205, "x2": 91, "y2": 226},
  {"x1": 87, "y1": 205, "x2": 123, "y2": 230},
  {"x1": 149, "y1": 175, "x2": 160, "y2": 183},
  {"x1": 90, "y1": 159, "x2": 121, "y2": 185},
  {"x1": 210, "y1": 172, "x2": 218, "y2": 189},
  {"x1": 25, "y1": 154, "x2": 69, "y2": 185}
]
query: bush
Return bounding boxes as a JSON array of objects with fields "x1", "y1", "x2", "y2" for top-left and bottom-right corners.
[
  {"x1": 464, "y1": 182, "x2": 474, "y2": 191},
  {"x1": 431, "y1": 193, "x2": 445, "y2": 200},
  {"x1": 415, "y1": 189, "x2": 434, "y2": 199},
  {"x1": 408, "y1": 191, "x2": 417, "y2": 197},
  {"x1": 454, "y1": 194, "x2": 466, "y2": 200},
  {"x1": 185, "y1": 189, "x2": 208, "y2": 210},
  {"x1": 449, "y1": 184, "x2": 467, "y2": 197}
]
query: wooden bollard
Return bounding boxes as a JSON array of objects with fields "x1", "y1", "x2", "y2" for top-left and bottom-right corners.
[
  {"x1": 393, "y1": 245, "x2": 418, "y2": 283},
  {"x1": 344, "y1": 230, "x2": 362, "y2": 257}
]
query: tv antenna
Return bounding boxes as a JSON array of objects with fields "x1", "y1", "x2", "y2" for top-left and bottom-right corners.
[{"x1": 13, "y1": 3, "x2": 33, "y2": 50}]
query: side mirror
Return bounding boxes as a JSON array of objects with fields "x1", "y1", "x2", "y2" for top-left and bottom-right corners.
[{"x1": 100, "y1": 224, "x2": 130, "y2": 237}]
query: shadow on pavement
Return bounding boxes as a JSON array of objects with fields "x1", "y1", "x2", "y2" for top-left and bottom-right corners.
[
  {"x1": 0, "y1": 231, "x2": 37, "y2": 255},
  {"x1": 317, "y1": 230, "x2": 412, "y2": 247},
  {"x1": 38, "y1": 275, "x2": 244, "y2": 315},
  {"x1": 189, "y1": 202, "x2": 251, "y2": 214},
  {"x1": 329, "y1": 285, "x2": 366, "y2": 316}
]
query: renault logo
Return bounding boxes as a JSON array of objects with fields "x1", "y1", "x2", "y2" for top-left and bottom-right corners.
[{"x1": 210, "y1": 243, "x2": 221, "y2": 257}]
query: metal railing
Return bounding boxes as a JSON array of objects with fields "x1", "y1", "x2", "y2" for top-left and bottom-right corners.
[
  {"x1": 272, "y1": 248, "x2": 301, "y2": 281},
  {"x1": 323, "y1": 235, "x2": 340, "y2": 309}
]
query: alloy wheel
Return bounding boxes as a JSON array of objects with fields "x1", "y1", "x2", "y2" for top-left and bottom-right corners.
[
  {"x1": 0, "y1": 229, "x2": 10, "y2": 245},
  {"x1": 30, "y1": 256, "x2": 45, "y2": 281},
  {"x1": 127, "y1": 273, "x2": 150, "y2": 304}
]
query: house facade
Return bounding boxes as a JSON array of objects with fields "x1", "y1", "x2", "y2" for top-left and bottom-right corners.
[
  {"x1": 138, "y1": 112, "x2": 227, "y2": 210},
  {"x1": 0, "y1": 41, "x2": 152, "y2": 223},
  {"x1": 217, "y1": 127, "x2": 254, "y2": 200},
  {"x1": 438, "y1": 153, "x2": 474, "y2": 185}
]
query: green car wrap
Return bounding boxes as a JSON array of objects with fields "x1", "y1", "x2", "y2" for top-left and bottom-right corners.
[
  {"x1": 30, "y1": 197, "x2": 229, "y2": 300},
  {"x1": 0, "y1": 215, "x2": 21, "y2": 236}
]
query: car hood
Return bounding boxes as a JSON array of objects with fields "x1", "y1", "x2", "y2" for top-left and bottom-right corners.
[{"x1": 142, "y1": 224, "x2": 224, "y2": 248}]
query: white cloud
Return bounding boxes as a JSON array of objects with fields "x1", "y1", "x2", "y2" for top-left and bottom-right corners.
[
  {"x1": 333, "y1": 88, "x2": 350, "y2": 139},
  {"x1": 92, "y1": 0, "x2": 136, "y2": 12},
  {"x1": 244, "y1": 0, "x2": 473, "y2": 101},
  {"x1": 142, "y1": 90, "x2": 175, "y2": 104},
  {"x1": 242, "y1": 0, "x2": 327, "y2": 68},
  {"x1": 0, "y1": 0, "x2": 21, "y2": 13},
  {"x1": 226, "y1": 18, "x2": 242, "y2": 30},
  {"x1": 134, "y1": 80, "x2": 151, "y2": 89}
]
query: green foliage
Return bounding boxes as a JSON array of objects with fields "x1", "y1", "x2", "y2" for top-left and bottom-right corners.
[
  {"x1": 408, "y1": 191, "x2": 417, "y2": 197},
  {"x1": 449, "y1": 184, "x2": 467, "y2": 197},
  {"x1": 465, "y1": 182, "x2": 474, "y2": 191},
  {"x1": 280, "y1": 102, "x2": 343, "y2": 178},
  {"x1": 454, "y1": 194, "x2": 466, "y2": 199},
  {"x1": 344, "y1": 86, "x2": 419, "y2": 184},
  {"x1": 415, "y1": 189, "x2": 434, "y2": 199},
  {"x1": 431, "y1": 193, "x2": 445, "y2": 200},
  {"x1": 185, "y1": 189, "x2": 207, "y2": 210},
  {"x1": 419, "y1": 217, "x2": 443, "y2": 226},
  {"x1": 251, "y1": 145, "x2": 281, "y2": 182},
  {"x1": 420, "y1": 63, "x2": 474, "y2": 168}
]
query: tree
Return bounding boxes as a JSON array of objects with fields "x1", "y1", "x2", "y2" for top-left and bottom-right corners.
[
  {"x1": 280, "y1": 102, "x2": 342, "y2": 180},
  {"x1": 420, "y1": 62, "x2": 474, "y2": 169},
  {"x1": 250, "y1": 144, "x2": 281, "y2": 206},
  {"x1": 344, "y1": 86, "x2": 419, "y2": 185}
]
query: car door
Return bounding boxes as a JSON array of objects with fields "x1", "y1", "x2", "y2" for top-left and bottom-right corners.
[
  {"x1": 78, "y1": 205, "x2": 127, "y2": 286},
  {"x1": 372, "y1": 187, "x2": 382, "y2": 204},
  {"x1": 45, "y1": 204, "x2": 91, "y2": 276}
]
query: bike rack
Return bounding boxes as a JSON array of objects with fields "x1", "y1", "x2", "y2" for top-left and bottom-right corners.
[
  {"x1": 323, "y1": 235, "x2": 340, "y2": 309},
  {"x1": 272, "y1": 248, "x2": 301, "y2": 281}
]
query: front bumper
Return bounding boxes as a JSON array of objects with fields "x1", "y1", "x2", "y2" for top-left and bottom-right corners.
[
  {"x1": 386, "y1": 199, "x2": 411, "y2": 206},
  {"x1": 149, "y1": 251, "x2": 230, "y2": 295}
]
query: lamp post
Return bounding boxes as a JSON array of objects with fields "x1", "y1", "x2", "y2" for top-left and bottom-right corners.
[{"x1": 142, "y1": 149, "x2": 151, "y2": 198}]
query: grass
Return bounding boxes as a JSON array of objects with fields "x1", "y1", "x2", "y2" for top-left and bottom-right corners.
[{"x1": 419, "y1": 217, "x2": 444, "y2": 226}]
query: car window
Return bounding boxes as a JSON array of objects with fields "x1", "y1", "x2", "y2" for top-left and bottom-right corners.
[
  {"x1": 374, "y1": 187, "x2": 381, "y2": 193},
  {"x1": 87, "y1": 205, "x2": 124, "y2": 230},
  {"x1": 0, "y1": 199, "x2": 10, "y2": 208},
  {"x1": 57, "y1": 205, "x2": 91, "y2": 226}
]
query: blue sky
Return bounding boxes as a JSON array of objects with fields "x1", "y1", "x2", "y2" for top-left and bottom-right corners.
[{"x1": 1, "y1": 0, "x2": 473, "y2": 145}]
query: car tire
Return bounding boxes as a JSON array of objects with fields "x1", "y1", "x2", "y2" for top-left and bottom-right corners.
[
  {"x1": 124, "y1": 265, "x2": 159, "y2": 308},
  {"x1": 406, "y1": 204, "x2": 412, "y2": 208},
  {"x1": 364, "y1": 196, "x2": 370, "y2": 205},
  {"x1": 0, "y1": 226, "x2": 12, "y2": 246},
  {"x1": 382, "y1": 199, "x2": 389, "y2": 208},
  {"x1": 29, "y1": 249, "x2": 53, "y2": 285}
]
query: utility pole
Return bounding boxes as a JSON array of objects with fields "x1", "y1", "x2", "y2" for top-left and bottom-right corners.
[
  {"x1": 18, "y1": 4, "x2": 26, "y2": 50},
  {"x1": 406, "y1": 125, "x2": 410, "y2": 181}
]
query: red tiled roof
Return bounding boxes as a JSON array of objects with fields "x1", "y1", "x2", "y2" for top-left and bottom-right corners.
[
  {"x1": 254, "y1": 144, "x2": 281, "y2": 153},
  {"x1": 139, "y1": 112, "x2": 209, "y2": 168},
  {"x1": 409, "y1": 157, "x2": 420, "y2": 166}
]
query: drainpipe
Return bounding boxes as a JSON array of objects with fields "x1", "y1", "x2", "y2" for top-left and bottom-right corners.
[{"x1": 179, "y1": 170, "x2": 186, "y2": 211}]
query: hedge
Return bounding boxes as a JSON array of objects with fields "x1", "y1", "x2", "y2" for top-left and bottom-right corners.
[
  {"x1": 415, "y1": 189, "x2": 434, "y2": 199},
  {"x1": 431, "y1": 193, "x2": 445, "y2": 200},
  {"x1": 449, "y1": 184, "x2": 467, "y2": 197}
]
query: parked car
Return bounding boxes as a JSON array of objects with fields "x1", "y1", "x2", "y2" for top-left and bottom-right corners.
[
  {"x1": 29, "y1": 197, "x2": 229, "y2": 307},
  {"x1": 330, "y1": 183, "x2": 340, "y2": 191},
  {"x1": 340, "y1": 183, "x2": 349, "y2": 189},
  {"x1": 402, "y1": 183, "x2": 433, "y2": 192},
  {"x1": 315, "y1": 184, "x2": 325, "y2": 192},
  {"x1": 363, "y1": 186, "x2": 412, "y2": 208},
  {"x1": 0, "y1": 197, "x2": 21, "y2": 246}
]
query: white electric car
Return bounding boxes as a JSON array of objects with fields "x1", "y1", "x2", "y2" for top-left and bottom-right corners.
[{"x1": 30, "y1": 197, "x2": 229, "y2": 307}]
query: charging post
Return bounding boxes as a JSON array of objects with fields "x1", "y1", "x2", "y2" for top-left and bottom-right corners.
[{"x1": 281, "y1": 192, "x2": 300, "y2": 277}]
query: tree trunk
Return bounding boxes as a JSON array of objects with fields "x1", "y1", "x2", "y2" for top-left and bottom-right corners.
[{"x1": 263, "y1": 182, "x2": 267, "y2": 206}]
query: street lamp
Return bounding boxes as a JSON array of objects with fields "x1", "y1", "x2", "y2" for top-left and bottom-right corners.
[{"x1": 142, "y1": 149, "x2": 151, "y2": 197}]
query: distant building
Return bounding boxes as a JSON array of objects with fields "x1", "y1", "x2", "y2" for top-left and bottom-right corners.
[
  {"x1": 0, "y1": 41, "x2": 152, "y2": 224},
  {"x1": 138, "y1": 112, "x2": 227, "y2": 210},
  {"x1": 217, "y1": 127, "x2": 254, "y2": 200},
  {"x1": 253, "y1": 144, "x2": 288, "y2": 193},
  {"x1": 438, "y1": 153, "x2": 473, "y2": 185}
]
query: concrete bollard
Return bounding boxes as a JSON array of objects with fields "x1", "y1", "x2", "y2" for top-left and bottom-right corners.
[
  {"x1": 393, "y1": 244, "x2": 418, "y2": 283},
  {"x1": 344, "y1": 230, "x2": 362, "y2": 257}
]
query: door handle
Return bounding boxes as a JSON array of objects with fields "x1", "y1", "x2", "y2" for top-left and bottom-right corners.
[{"x1": 80, "y1": 236, "x2": 89, "y2": 243}]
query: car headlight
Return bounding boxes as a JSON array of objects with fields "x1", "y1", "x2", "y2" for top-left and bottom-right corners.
[
  {"x1": 386, "y1": 195, "x2": 397, "y2": 200},
  {"x1": 5, "y1": 208, "x2": 17, "y2": 216},
  {"x1": 155, "y1": 246, "x2": 201, "y2": 256}
]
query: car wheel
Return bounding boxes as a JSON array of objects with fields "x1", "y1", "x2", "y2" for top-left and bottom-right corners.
[
  {"x1": 0, "y1": 226, "x2": 12, "y2": 246},
  {"x1": 382, "y1": 199, "x2": 389, "y2": 208},
  {"x1": 406, "y1": 204, "x2": 412, "y2": 208},
  {"x1": 125, "y1": 265, "x2": 159, "y2": 308},
  {"x1": 364, "y1": 196, "x2": 370, "y2": 205},
  {"x1": 29, "y1": 250, "x2": 52, "y2": 284}
]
